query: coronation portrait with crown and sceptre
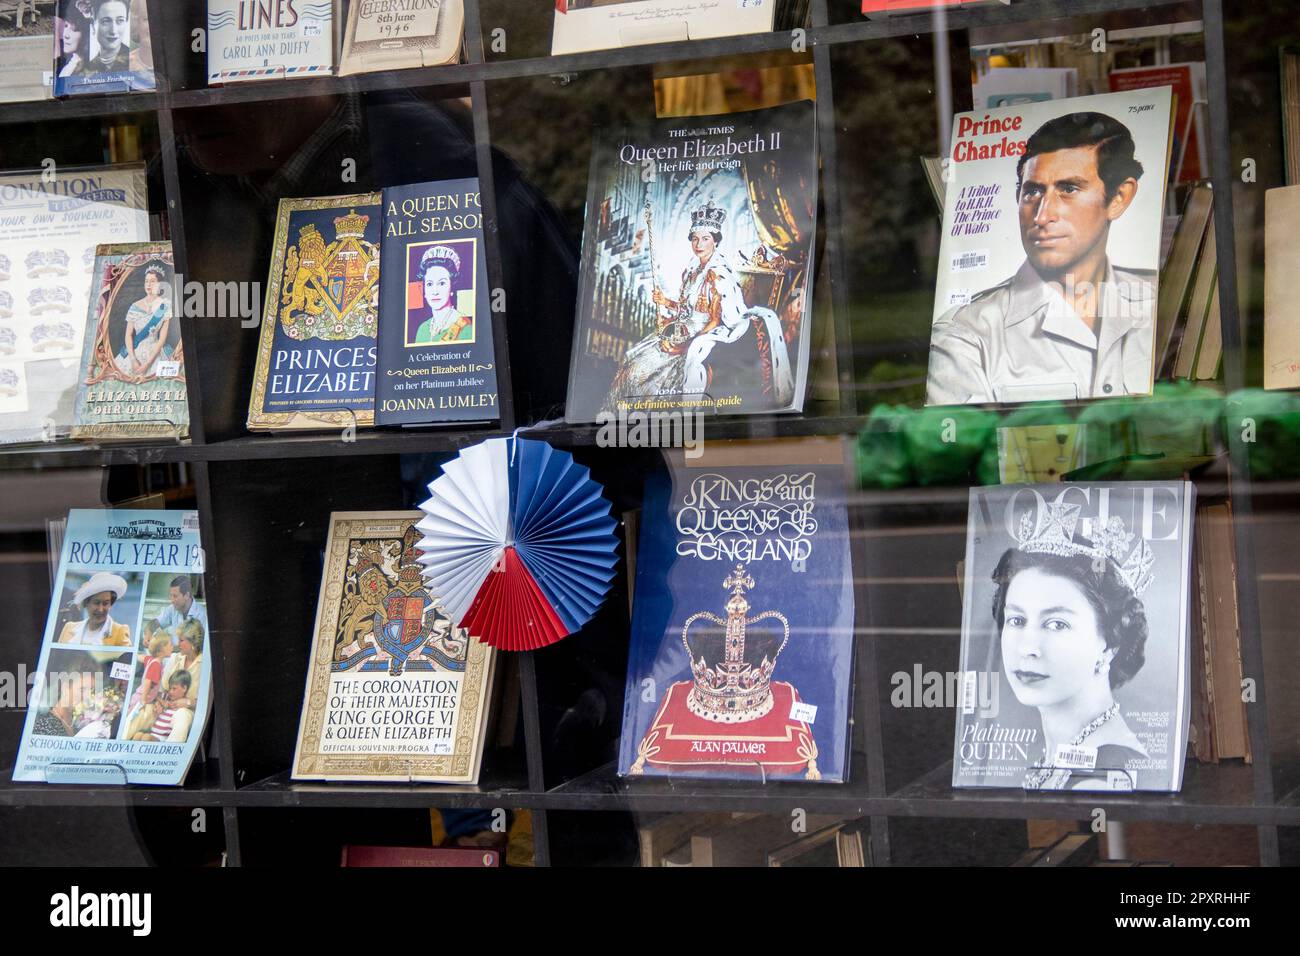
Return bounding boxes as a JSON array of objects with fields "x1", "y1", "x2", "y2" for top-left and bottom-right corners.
[
  {"x1": 953, "y1": 481, "x2": 1196, "y2": 793},
  {"x1": 565, "y1": 101, "x2": 819, "y2": 424}
]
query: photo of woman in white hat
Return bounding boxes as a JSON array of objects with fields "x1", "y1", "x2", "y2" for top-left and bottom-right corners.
[{"x1": 56, "y1": 571, "x2": 132, "y2": 646}]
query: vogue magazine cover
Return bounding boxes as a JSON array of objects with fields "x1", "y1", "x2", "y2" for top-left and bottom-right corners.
[
  {"x1": 953, "y1": 482, "x2": 1194, "y2": 792},
  {"x1": 926, "y1": 88, "x2": 1173, "y2": 406},
  {"x1": 567, "y1": 101, "x2": 818, "y2": 422},
  {"x1": 618, "y1": 439, "x2": 854, "y2": 783}
]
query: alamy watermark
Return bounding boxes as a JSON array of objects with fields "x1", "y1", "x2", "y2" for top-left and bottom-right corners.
[
  {"x1": 595, "y1": 405, "x2": 705, "y2": 458},
  {"x1": 170, "y1": 273, "x2": 262, "y2": 328},
  {"x1": 891, "y1": 665, "x2": 999, "y2": 717}
]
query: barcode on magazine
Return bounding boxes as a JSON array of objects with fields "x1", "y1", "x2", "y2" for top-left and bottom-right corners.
[
  {"x1": 1052, "y1": 744, "x2": 1097, "y2": 770},
  {"x1": 951, "y1": 250, "x2": 988, "y2": 272},
  {"x1": 183, "y1": 512, "x2": 200, "y2": 532},
  {"x1": 961, "y1": 671, "x2": 978, "y2": 715}
]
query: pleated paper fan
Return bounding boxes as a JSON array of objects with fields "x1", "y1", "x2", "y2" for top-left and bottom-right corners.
[{"x1": 416, "y1": 437, "x2": 619, "y2": 650}]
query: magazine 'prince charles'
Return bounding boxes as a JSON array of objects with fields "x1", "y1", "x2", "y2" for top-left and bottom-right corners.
[{"x1": 927, "y1": 112, "x2": 1156, "y2": 405}]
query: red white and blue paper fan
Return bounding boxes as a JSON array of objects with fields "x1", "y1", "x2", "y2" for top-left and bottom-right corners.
[{"x1": 416, "y1": 436, "x2": 619, "y2": 651}]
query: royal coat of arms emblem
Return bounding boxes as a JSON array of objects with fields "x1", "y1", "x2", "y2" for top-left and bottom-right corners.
[{"x1": 280, "y1": 209, "x2": 380, "y2": 343}]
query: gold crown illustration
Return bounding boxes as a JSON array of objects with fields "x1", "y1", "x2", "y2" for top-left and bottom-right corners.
[
  {"x1": 690, "y1": 200, "x2": 726, "y2": 233},
  {"x1": 1016, "y1": 501, "x2": 1155, "y2": 596},
  {"x1": 334, "y1": 209, "x2": 369, "y2": 240},
  {"x1": 680, "y1": 565, "x2": 790, "y2": 724}
]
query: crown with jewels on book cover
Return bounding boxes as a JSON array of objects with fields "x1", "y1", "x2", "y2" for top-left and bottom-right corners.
[
  {"x1": 680, "y1": 564, "x2": 791, "y2": 724},
  {"x1": 690, "y1": 200, "x2": 726, "y2": 234},
  {"x1": 1015, "y1": 501, "x2": 1155, "y2": 596}
]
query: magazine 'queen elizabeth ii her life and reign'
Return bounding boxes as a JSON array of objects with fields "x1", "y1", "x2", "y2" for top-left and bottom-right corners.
[
  {"x1": 953, "y1": 481, "x2": 1195, "y2": 792},
  {"x1": 566, "y1": 101, "x2": 819, "y2": 423}
]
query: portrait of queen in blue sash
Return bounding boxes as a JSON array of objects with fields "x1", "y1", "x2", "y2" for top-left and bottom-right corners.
[{"x1": 113, "y1": 263, "x2": 173, "y2": 379}]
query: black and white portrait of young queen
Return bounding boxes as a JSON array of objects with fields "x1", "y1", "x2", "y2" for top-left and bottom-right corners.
[
  {"x1": 927, "y1": 111, "x2": 1159, "y2": 406},
  {"x1": 955, "y1": 483, "x2": 1193, "y2": 792}
]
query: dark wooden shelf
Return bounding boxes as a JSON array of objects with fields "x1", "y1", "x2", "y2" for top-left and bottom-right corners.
[
  {"x1": 234, "y1": 769, "x2": 535, "y2": 809},
  {"x1": 888, "y1": 760, "x2": 1266, "y2": 825},
  {"x1": 0, "y1": 441, "x2": 196, "y2": 471},
  {"x1": 0, "y1": 0, "x2": 1193, "y2": 126}
]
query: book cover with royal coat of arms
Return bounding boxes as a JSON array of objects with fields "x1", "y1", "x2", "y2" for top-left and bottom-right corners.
[
  {"x1": 566, "y1": 101, "x2": 818, "y2": 423},
  {"x1": 953, "y1": 482, "x2": 1194, "y2": 792},
  {"x1": 292, "y1": 511, "x2": 497, "y2": 783},
  {"x1": 617, "y1": 439, "x2": 854, "y2": 783},
  {"x1": 247, "y1": 194, "x2": 381, "y2": 431}
]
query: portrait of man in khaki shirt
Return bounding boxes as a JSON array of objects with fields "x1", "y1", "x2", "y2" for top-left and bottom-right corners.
[{"x1": 927, "y1": 111, "x2": 1157, "y2": 406}]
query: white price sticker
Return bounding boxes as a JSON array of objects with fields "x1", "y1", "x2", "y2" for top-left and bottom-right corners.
[
  {"x1": 110, "y1": 661, "x2": 132, "y2": 681},
  {"x1": 302, "y1": 18, "x2": 323, "y2": 37},
  {"x1": 42, "y1": 72, "x2": 53, "y2": 87},
  {"x1": 961, "y1": 671, "x2": 978, "y2": 715},
  {"x1": 431, "y1": 740, "x2": 454, "y2": 755},
  {"x1": 789, "y1": 701, "x2": 817, "y2": 725},
  {"x1": 1052, "y1": 744, "x2": 1097, "y2": 771},
  {"x1": 156, "y1": 360, "x2": 181, "y2": 378},
  {"x1": 951, "y1": 249, "x2": 989, "y2": 272},
  {"x1": 947, "y1": 289, "x2": 973, "y2": 307},
  {"x1": 739, "y1": 0, "x2": 764, "y2": 6}
]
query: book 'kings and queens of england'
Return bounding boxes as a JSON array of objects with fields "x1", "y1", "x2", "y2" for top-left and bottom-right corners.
[{"x1": 618, "y1": 440, "x2": 854, "y2": 783}]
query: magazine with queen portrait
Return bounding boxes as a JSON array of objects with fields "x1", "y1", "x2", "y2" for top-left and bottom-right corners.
[{"x1": 953, "y1": 481, "x2": 1194, "y2": 792}]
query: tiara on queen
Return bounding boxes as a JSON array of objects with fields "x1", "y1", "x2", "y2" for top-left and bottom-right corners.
[
  {"x1": 420, "y1": 245, "x2": 461, "y2": 274},
  {"x1": 1015, "y1": 501, "x2": 1155, "y2": 597},
  {"x1": 690, "y1": 200, "x2": 726, "y2": 234}
]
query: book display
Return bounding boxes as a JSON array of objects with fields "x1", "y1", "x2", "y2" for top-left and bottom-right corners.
[
  {"x1": 339, "y1": 0, "x2": 464, "y2": 74},
  {"x1": 53, "y1": 0, "x2": 157, "y2": 95},
  {"x1": 207, "y1": 0, "x2": 339, "y2": 84},
  {"x1": 4, "y1": 0, "x2": 1300, "y2": 880}
]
